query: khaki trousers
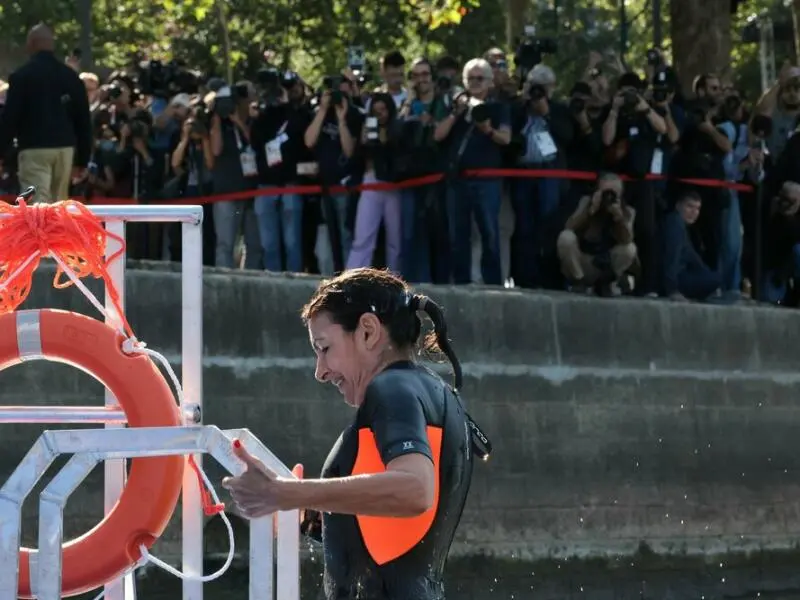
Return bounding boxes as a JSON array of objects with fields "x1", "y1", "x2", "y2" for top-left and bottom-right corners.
[
  {"x1": 557, "y1": 230, "x2": 637, "y2": 284},
  {"x1": 17, "y1": 147, "x2": 74, "y2": 203}
]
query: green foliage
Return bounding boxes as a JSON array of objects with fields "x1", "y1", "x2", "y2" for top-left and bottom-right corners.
[{"x1": 0, "y1": 0, "x2": 795, "y2": 98}]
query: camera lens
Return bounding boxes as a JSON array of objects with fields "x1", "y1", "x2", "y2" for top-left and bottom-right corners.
[{"x1": 569, "y1": 97, "x2": 585, "y2": 113}]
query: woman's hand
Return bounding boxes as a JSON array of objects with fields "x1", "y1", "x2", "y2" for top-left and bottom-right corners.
[{"x1": 222, "y1": 442, "x2": 302, "y2": 519}]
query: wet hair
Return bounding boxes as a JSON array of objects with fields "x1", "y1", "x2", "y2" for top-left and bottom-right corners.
[{"x1": 300, "y1": 268, "x2": 463, "y2": 390}]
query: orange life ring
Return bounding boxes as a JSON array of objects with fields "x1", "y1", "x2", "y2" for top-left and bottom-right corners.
[{"x1": 0, "y1": 309, "x2": 184, "y2": 598}]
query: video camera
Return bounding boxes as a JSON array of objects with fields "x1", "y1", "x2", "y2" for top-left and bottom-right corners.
[
  {"x1": 514, "y1": 25, "x2": 557, "y2": 85},
  {"x1": 136, "y1": 59, "x2": 201, "y2": 99}
]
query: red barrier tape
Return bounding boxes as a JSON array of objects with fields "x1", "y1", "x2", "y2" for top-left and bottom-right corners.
[{"x1": 0, "y1": 167, "x2": 755, "y2": 206}]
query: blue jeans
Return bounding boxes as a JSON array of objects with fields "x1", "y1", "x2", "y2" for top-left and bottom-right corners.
[
  {"x1": 401, "y1": 184, "x2": 450, "y2": 283},
  {"x1": 213, "y1": 200, "x2": 262, "y2": 269},
  {"x1": 763, "y1": 244, "x2": 800, "y2": 303},
  {"x1": 320, "y1": 193, "x2": 352, "y2": 269},
  {"x1": 447, "y1": 178, "x2": 502, "y2": 285},
  {"x1": 718, "y1": 191, "x2": 742, "y2": 293},
  {"x1": 254, "y1": 184, "x2": 304, "y2": 272},
  {"x1": 510, "y1": 176, "x2": 561, "y2": 288}
]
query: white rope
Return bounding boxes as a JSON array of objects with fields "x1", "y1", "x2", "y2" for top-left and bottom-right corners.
[
  {"x1": 42, "y1": 252, "x2": 238, "y2": 592},
  {"x1": 0, "y1": 251, "x2": 41, "y2": 295}
]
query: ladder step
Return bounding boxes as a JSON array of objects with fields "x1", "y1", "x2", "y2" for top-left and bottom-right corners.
[{"x1": 0, "y1": 406, "x2": 127, "y2": 424}]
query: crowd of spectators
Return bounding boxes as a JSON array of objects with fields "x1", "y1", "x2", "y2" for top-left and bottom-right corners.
[{"x1": 2, "y1": 24, "x2": 800, "y2": 306}]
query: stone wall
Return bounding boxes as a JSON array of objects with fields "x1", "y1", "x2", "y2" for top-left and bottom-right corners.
[{"x1": 4, "y1": 263, "x2": 800, "y2": 598}]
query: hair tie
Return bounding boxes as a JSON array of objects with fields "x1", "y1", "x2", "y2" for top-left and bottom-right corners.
[{"x1": 415, "y1": 295, "x2": 428, "y2": 312}]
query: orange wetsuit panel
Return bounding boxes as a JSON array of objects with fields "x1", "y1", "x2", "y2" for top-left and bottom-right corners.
[{"x1": 351, "y1": 425, "x2": 443, "y2": 566}]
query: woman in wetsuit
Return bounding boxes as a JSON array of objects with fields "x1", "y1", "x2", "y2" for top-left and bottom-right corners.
[{"x1": 223, "y1": 267, "x2": 490, "y2": 600}]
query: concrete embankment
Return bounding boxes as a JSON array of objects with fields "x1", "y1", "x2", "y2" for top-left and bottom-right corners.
[{"x1": 3, "y1": 262, "x2": 800, "y2": 599}]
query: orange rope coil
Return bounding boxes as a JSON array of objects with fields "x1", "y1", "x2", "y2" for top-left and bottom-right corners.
[{"x1": 0, "y1": 197, "x2": 131, "y2": 336}]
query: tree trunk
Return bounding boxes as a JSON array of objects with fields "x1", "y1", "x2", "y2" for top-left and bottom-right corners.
[
  {"x1": 793, "y1": 0, "x2": 800, "y2": 62},
  {"x1": 506, "y1": 0, "x2": 527, "y2": 48},
  {"x1": 669, "y1": 0, "x2": 731, "y2": 97},
  {"x1": 77, "y1": 0, "x2": 93, "y2": 70}
]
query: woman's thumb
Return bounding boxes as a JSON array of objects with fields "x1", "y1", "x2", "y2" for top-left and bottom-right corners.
[{"x1": 232, "y1": 439, "x2": 259, "y2": 468}]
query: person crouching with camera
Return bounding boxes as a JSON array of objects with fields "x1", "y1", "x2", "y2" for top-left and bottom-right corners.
[
  {"x1": 250, "y1": 70, "x2": 313, "y2": 273},
  {"x1": 434, "y1": 58, "x2": 511, "y2": 286},
  {"x1": 346, "y1": 92, "x2": 403, "y2": 272},
  {"x1": 556, "y1": 173, "x2": 637, "y2": 295}
]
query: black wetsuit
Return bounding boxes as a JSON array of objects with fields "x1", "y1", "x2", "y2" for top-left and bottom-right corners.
[{"x1": 319, "y1": 360, "x2": 474, "y2": 600}]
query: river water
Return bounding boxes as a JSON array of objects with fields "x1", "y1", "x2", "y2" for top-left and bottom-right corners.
[{"x1": 71, "y1": 551, "x2": 800, "y2": 600}]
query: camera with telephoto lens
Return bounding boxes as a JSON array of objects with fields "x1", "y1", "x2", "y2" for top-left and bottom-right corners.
[
  {"x1": 646, "y1": 48, "x2": 662, "y2": 67},
  {"x1": 189, "y1": 103, "x2": 211, "y2": 136},
  {"x1": 468, "y1": 98, "x2": 490, "y2": 123},
  {"x1": 600, "y1": 189, "x2": 618, "y2": 211},
  {"x1": 622, "y1": 90, "x2": 639, "y2": 112},
  {"x1": 514, "y1": 25, "x2": 557, "y2": 86},
  {"x1": 256, "y1": 67, "x2": 284, "y2": 108},
  {"x1": 136, "y1": 59, "x2": 200, "y2": 99},
  {"x1": 528, "y1": 83, "x2": 547, "y2": 103},
  {"x1": 107, "y1": 82, "x2": 124, "y2": 101},
  {"x1": 652, "y1": 88, "x2": 668, "y2": 103},
  {"x1": 685, "y1": 98, "x2": 712, "y2": 128},
  {"x1": 323, "y1": 75, "x2": 345, "y2": 106},
  {"x1": 569, "y1": 97, "x2": 585, "y2": 113}
]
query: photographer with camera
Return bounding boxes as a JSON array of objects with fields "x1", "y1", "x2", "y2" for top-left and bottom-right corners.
[
  {"x1": 396, "y1": 58, "x2": 451, "y2": 284},
  {"x1": 433, "y1": 58, "x2": 511, "y2": 286},
  {"x1": 761, "y1": 182, "x2": 800, "y2": 305},
  {"x1": 565, "y1": 81, "x2": 605, "y2": 179},
  {"x1": 250, "y1": 69, "x2": 313, "y2": 273},
  {"x1": 346, "y1": 92, "x2": 403, "y2": 272},
  {"x1": 753, "y1": 63, "x2": 800, "y2": 160},
  {"x1": 671, "y1": 78, "x2": 733, "y2": 277},
  {"x1": 713, "y1": 89, "x2": 752, "y2": 298},
  {"x1": 152, "y1": 92, "x2": 192, "y2": 156},
  {"x1": 735, "y1": 115, "x2": 771, "y2": 288},
  {"x1": 110, "y1": 108, "x2": 165, "y2": 259},
  {"x1": 601, "y1": 72, "x2": 666, "y2": 296},
  {"x1": 208, "y1": 81, "x2": 262, "y2": 270},
  {"x1": 303, "y1": 74, "x2": 364, "y2": 274},
  {"x1": 661, "y1": 191, "x2": 721, "y2": 302},
  {"x1": 557, "y1": 173, "x2": 637, "y2": 295},
  {"x1": 509, "y1": 75, "x2": 573, "y2": 289},
  {"x1": 166, "y1": 102, "x2": 215, "y2": 264}
]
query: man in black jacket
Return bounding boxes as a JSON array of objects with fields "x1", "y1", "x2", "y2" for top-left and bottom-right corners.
[{"x1": 0, "y1": 24, "x2": 91, "y2": 203}]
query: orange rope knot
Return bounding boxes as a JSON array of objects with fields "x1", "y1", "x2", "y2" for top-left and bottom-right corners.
[{"x1": 0, "y1": 197, "x2": 131, "y2": 335}]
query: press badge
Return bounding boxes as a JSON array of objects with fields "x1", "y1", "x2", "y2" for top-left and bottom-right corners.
[
  {"x1": 534, "y1": 131, "x2": 557, "y2": 159},
  {"x1": 266, "y1": 132, "x2": 289, "y2": 167},
  {"x1": 650, "y1": 149, "x2": 664, "y2": 174},
  {"x1": 240, "y1": 148, "x2": 258, "y2": 177}
]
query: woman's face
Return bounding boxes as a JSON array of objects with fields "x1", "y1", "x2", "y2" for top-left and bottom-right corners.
[
  {"x1": 307, "y1": 311, "x2": 383, "y2": 408},
  {"x1": 372, "y1": 100, "x2": 390, "y2": 125}
]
